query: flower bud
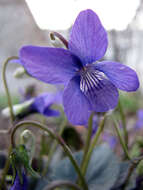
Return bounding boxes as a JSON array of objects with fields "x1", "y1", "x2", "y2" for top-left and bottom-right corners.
[
  {"x1": 13, "y1": 66, "x2": 27, "y2": 78},
  {"x1": 1, "y1": 99, "x2": 34, "y2": 118},
  {"x1": 20, "y1": 130, "x2": 35, "y2": 164}
]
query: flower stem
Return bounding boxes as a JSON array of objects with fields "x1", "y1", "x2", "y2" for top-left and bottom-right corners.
[
  {"x1": 80, "y1": 113, "x2": 94, "y2": 170},
  {"x1": 118, "y1": 99, "x2": 128, "y2": 148},
  {"x1": 0, "y1": 56, "x2": 19, "y2": 190},
  {"x1": 2, "y1": 56, "x2": 19, "y2": 123},
  {"x1": 111, "y1": 116, "x2": 131, "y2": 160},
  {"x1": 11, "y1": 120, "x2": 88, "y2": 190},
  {"x1": 43, "y1": 180, "x2": 82, "y2": 190},
  {"x1": 42, "y1": 117, "x2": 67, "y2": 176},
  {"x1": 81, "y1": 114, "x2": 106, "y2": 177}
]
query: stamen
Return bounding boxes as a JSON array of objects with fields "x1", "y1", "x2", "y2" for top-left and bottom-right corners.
[{"x1": 50, "y1": 32, "x2": 68, "y2": 49}]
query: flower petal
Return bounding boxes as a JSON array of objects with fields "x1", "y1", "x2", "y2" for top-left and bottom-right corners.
[
  {"x1": 69, "y1": 9, "x2": 108, "y2": 65},
  {"x1": 30, "y1": 92, "x2": 61, "y2": 117},
  {"x1": 90, "y1": 78, "x2": 119, "y2": 112},
  {"x1": 135, "y1": 109, "x2": 143, "y2": 129},
  {"x1": 79, "y1": 67, "x2": 119, "y2": 112},
  {"x1": 19, "y1": 46, "x2": 82, "y2": 84},
  {"x1": 10, "y1": 173, "x2": 28, "y2": 190},
  {"x1": 63, "y1": 75, "x2": 91, "y2": 125},
  {"x1": 94, "y1": 61, "x2": 139, "y2": 91},
  {"x1": 43, "y1": 108, "x2": 60, "y2": 117}
]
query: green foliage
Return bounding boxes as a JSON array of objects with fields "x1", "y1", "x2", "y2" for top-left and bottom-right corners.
[{"x1": 35, "y1": 144, "x2": 136, "y2": 190}]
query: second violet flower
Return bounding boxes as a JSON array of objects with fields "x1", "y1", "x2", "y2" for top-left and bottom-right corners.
[{"x1": 18, "y1": 9, "x2": 139, "y2": 125}]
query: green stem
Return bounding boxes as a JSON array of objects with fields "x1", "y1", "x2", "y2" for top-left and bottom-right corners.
[
  {"x1": 44, "y1": 180, "x2": 82, "y2": 190},
  {"x1": 80, "y1": 113, "x2": 93, "y2": 170},
  {"x1": 0, "y1": 56, "x2": 19, "y2": 190},
  {"x1": 118, "y1": 99, "x2": 128, "y2": 148},
  {"x1": 2, "y1": 56, "x2": 19, "y2": 123},
  {"x1": 112, "y1": 116, "x2": 131, "y2": 160},
  {"x1": 42, "y1": 118, "x2": 67, "y2": 176},
  {"x1": 11, "y1": 120, "x2": 88, "y2": 190},
  {"x1": 81, "y1": 114, "x2": 106, "y2": 176}
]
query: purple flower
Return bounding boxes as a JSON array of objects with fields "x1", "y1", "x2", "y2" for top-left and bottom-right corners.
[
  {"x1": 10, "y1": 173, "x2": 28, "y2": 190},
  {"x1": 135, "y1": 109, "x2": 143, "y2": 129},
  {"x1": 29, "y1": 92, "x2": 62, "y2": 117},
  {"x1": 2, "y1": 92, "x2": 62, "y2": 119},
  {"x1": 102, "y1": 132, "x2": 117, "y2": 149},
  {"x1": 18, "y1": 9, "x2": 139, "y2": 125}
]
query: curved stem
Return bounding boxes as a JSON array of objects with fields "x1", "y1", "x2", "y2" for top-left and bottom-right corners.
[
  {"x1": 11, "y1": 120, "x2": 88, "y2": 190},
  {"x1": 0, "y1": 56, "x2": 19, "y2": 190},
  {"x1": 50, "y1": 32, "x2": 68, "y2": 49},
  {"x1": 80, "y1": 113, "x2": 93, "y2": 170},
  {"x1": 42, "y1": 118, "x2": 67, "y2": 176},
  {"x1": 43, "y1": 180, "x2": 82, "y2": 190},
  {"x1": 112, "y1": 116, "x2": 131, "y2": 160},
  {"x1": 118, "y1": 99, "x2": 128, "y2": 148},
  {"x1": 2, "y1": 56, "x2": 19, "y2": 123},
  {"x1": 81, "y1": 114, "x2": 106, "y2": 176}
]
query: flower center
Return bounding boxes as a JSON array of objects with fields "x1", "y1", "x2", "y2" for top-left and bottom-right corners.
[{"x1": 79, "y1": 66, "x2": 106, "y2": 97}]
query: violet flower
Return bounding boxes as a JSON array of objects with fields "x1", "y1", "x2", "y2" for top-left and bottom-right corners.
[
  {"x1": 2, "y1": 92, "x2": 61, "y2": 119},
  {"x1": 135, "y1": 109, "x2": 143, "y2": 129},
  {"x1": 30, "y1": 92, "x2": 62, "y2": 117},
  {"x1": 102, "y1": 132, "x2": 117, "y2": 149},
  {"x1": 10, "y1": 173, "x2": 28, "y2": 190},
  {"x1": 18, "y1": 9, "x2": 139, "y2": 125}
]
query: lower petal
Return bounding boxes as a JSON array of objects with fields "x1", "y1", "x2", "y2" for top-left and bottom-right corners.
[
  {"x1": 84, "y1": 76, "x2": 119, "y2": 112},
  {"x1": 63, "y1": 76, "x2": 91, "y2": 125},
  {"x1": 94, "y1": 61, "x2": 139, "y2": 92}
]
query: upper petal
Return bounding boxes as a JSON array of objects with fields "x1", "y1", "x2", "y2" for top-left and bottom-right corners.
[
  {"x1": 63, "y1": 75, "x2": 91, "y2": 125},
  {"x1": 69, "y1": 9, "x2": 108, "y2": 65},
  {"x1": 94, "y1": 61, "x2": 139, "y2": 92},
  {"x1": 19, "y1": 46, "x2": 82, "y2": 84}
]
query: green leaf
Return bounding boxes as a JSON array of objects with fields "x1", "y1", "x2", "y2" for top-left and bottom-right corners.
[{"x1": 35, "y1": 144, "x2": 137, "y2": 190}]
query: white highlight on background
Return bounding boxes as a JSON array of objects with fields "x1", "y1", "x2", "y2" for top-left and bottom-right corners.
[{"x1": 25, "y1": 0, "x2": 140, "y2": 30}]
